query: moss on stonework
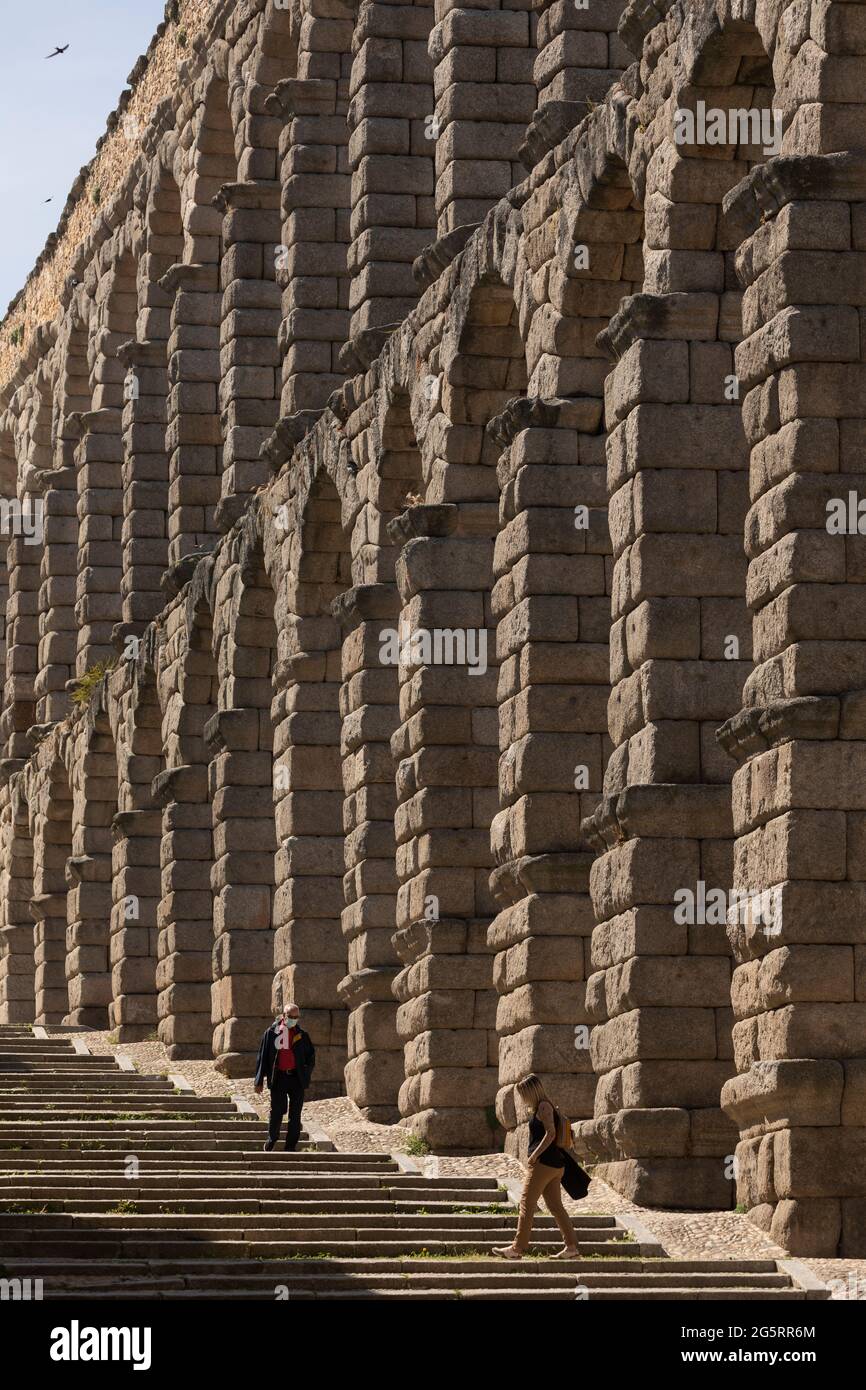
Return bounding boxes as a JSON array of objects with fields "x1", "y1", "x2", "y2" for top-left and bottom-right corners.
[{"x1": 71, "y1": 661, "x2": 115, "y2": 706}]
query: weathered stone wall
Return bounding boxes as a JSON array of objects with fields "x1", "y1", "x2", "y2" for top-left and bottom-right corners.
[{"x1": 1, "y1": 0, "x2": 865, "y2": 1256}]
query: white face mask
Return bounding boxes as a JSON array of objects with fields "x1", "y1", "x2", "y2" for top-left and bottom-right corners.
[{"x1": 285, "y1": 1014, "x2": 300, "y2": 1029}]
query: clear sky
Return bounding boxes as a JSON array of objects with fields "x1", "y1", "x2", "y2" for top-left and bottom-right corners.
[{"x1": 0, "y1": 0, "x2": 168, "y2": 313}]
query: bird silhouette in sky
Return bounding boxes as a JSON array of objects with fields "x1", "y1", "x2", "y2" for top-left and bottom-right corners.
[
  {"x1": 44, "y1": 197, "x2": 52, "y2": 203},
  {"x1": 45, "y1": 45, "x2": 69, "y2": 59}
]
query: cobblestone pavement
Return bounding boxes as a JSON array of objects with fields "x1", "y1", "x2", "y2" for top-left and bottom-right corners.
[{"x1": 46, "y1": 1028, "x2": 866, "y2": 1298}]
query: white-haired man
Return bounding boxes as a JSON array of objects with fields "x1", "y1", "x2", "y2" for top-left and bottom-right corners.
[{"x1": 254, "y1": 1002, "x2": 316, "y2": 1152}]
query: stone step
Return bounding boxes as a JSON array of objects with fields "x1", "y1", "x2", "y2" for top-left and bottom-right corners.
[
  {"x1": 0, "y1": 1173, "x2": 508, "y2": 1195},
  {"x1": 0, "y1": 1029, "x2": 828, "y2": 1302},
  {"x1": 0, "y1": 1075, "x2": 173, "y2": 1083},
  {"x1": 0, "y1": 1144, "x2": 379, "y2": 1159},
  {"x1": 0, "y1": 1222, "x2": 637, "y2": 1247},
  {"x1": 0, "y1": 1239, "x2": 647, "y2": 1259},
  {"x1": 0, "y1": 1191, "x2": 519, "y2": 1208},
  {"x1": 0, "y1": 1053, "x2": 104, "y2": 1061},
  {"x1": 0, "y1": 1055, "x2": 120, "y2": 1064},
  {"x1": 0, "y1": 1188, "x2": 527, "y2": 1207},
  {"x1": 0, "y1": 1209, "x2": 573, "y2": 1229},
  {"x1": 0, "y1": 1255, "x2": 787, "y2": 1277},
  {"x1": 36, "y1": 1287, "x2": 814, "y2": 1301},
  {"x1": 0, "y1": 1178, "x2": 509, "y2": 1197},
  {"x1": 0, "y1": 1150, "x2": 403, "y2": 1162},
  {"x1": 0, "y1": 1189, "x2": 522, "y2": 1212},
  {"x1": 0, "y1": 1212, "x2": 615, "y2": 1233},
  {"x1": 15, "y1": 1268, "x2": 797, "y2": 1289},
  {"x1": 0, "y1": 1102, "x2": 240, "y2": 1112},
  {"x1": 0, "y1": 1128, "x2": 309, "y2": 1137}
]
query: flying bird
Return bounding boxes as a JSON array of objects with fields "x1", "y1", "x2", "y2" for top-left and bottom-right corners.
[
  {"x1": 45, "y1": 45, "x2": 69, "y2": 59},
  {"x1": 44, "y1": 197, "x2": 52, "y2": 203}
]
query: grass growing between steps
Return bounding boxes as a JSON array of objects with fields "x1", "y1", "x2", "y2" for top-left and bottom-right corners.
[{"x1": 411, "y1": 1204, "x2": 519, "y2": 1216}]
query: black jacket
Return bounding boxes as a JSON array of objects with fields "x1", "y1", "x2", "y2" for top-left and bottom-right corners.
[{"x1": 254, "y1": 1022, "x2": 316, "y2": 1090}]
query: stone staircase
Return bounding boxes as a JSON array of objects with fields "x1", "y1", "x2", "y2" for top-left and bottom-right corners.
[{"x1": 0, "y1": 1027, "x2": 830, "y2": 1300}]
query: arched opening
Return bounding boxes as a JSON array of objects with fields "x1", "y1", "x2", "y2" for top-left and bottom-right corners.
[
  {"x1": 354, "y1": 388, "x2": 427, "y2": 584},
  {"x1": 156, "y1": 586, "x2": 219, "y2": 1059},
  {"x1": 54, "y1": 312, "x2": 91, "y2": 688},
  {"x1": 275, "y1": 474, "x2": 353, "y2": 1099},
  {"x1": 74, "y1": 254, "x2": 137, "y2": 675},
  {"x1": 576, "y1": 20, "x2": 776, "y2": 1210},
  {"x1": 2, "y1": 386, "x2": 50, "y2": 755},
  {"x1": 390, "y1": 280, "x2": 527, "y2": 1148},
  {"x1": 34, "y1": 363, "x2": 76, "y2": 727},
  {"x1": 65, "y1": 707, "x2": 115, "y2": 1026},
  {"x1": 31, "y1": 753, "x2": 73, "y2": 1024},
  {"x1": 109, "y1": 670, "x2": 162, "y2": 1040},
  {"x1": 210, "y1": 540, "x2": 279, "y2": 1075},
  {"x1": 0, "y1": 775, "x2": 36, "y2": 1023},
  {"x1": 163, "y1": 74, "x2": 239, "y2": 566},
  {"x1": 118, "y1": 174, "x2": 179, "y2": 630},
  {"x1": 480, "y1": 150, "x2": 646, "y2": 1155},
  {"x1": 329, "y1": 391, "x2": 428, "y2": 1118}
]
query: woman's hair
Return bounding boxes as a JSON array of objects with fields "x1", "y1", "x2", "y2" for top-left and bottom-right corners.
[
  {"x1": 515, "y1": 1073, "x2": 548, "y2": 1114},
  {"x1": 515, "y1": 1074, "x2": 572, "y2": 1149}
]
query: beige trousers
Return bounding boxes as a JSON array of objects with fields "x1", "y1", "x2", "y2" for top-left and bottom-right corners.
[{"x1": 514, "y1": 1161, "x2": 578, "y2": 1253}]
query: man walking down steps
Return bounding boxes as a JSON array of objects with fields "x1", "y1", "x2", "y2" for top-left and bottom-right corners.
[{"x1": 254, "y1": 1003, "x2": 316, "y2": 1151}]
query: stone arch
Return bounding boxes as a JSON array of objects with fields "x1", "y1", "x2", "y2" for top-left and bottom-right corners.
[
  {"x1": 209, "y1": 526, "x2": 280, "y2": 1075},
  {"x1": 0, "y1": 770, "x2": 37, "y2": 1023},
  {"x1": 64, "y1": 702, "x2": 117, "y2": 1026},
  {"x1": 35, "y1": 358, "x2": 77, "y2": 727},
  {"x1": 387, "y1": 275, "x2": 532, "y2": 1148},
  {"x1": 697, "y1": 1, "x2": 866, "y2": 1252},
  {"x1": 575, "y1": 9, "x2": 780, "y2": 1210},
  {"x1": 207, "y1": 55, "x2": 283, "y2": 521},
  {"x1": 1, "y1": 381, "x2": 50, "y2": 758},
  {"x1": 29, "y1": 746, "x2": 74, "y2": 1024},
  {"x1": 54, "y1": 303, "x2": 92, "y2": 441},
  {"x1": 107, "y1": 653, "x2": 163, "y2": 1040},
  {"x1": 340, "y1": 388, "x2": 428, "y2": 1118},
  {"x1": 440, "y1": 275, "x2": 528, "y2": 441},
  {"x1": 0, "y1": 416, "x2": 16, "y2": 763},
  {"x1": 115, "y1": 169, "x2": 181, "y2": 645},
  {"x1": 271, "y1": 469, "x2": 354, "y2": 1099},
  {"x1": 69, "y1": 252, "x2": 139, "y2": 682},
  {"x1": 154, "y1": 568, "x2": 219, "y2": 1058},
  {"x1": 58, "y1": 290, "x2": 115, "y2": 679},
  {"x1": 160, "y1": 70, "x2": 240, "y2": 571},
  {"x1": 354, "y1": 384, "x2": 426, "y2": 584}
]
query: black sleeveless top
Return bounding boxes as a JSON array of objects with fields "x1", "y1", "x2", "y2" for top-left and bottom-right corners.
[{"x1": 528, "y1": 1105, "x2": 569, "y2": 1168}]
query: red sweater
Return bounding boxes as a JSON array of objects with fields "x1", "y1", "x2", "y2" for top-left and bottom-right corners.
[{"x1": 276, "y1": 1025, "x2": 298, "y2": 1072}]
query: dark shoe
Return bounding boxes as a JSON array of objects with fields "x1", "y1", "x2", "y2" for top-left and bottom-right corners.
[
  {"x1": 262, "y1": 1140, "x2": 276, "y2": 1152},
  {"x1": 284, "y1": 1143, "x2": 296, "y2": 1152}
]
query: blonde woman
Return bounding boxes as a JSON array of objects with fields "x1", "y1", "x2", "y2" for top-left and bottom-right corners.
[{"x1": 493, "y1": 1074, "x2": 581, "y2": 1260}]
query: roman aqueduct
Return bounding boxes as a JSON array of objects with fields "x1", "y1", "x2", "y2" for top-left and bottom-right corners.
[{"x1": 0, "y1": 0, "x2": 865, "y2": 1255}]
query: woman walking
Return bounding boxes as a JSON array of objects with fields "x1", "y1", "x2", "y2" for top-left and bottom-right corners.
[{"x1": 493, "y1": 1074, "x2": 585, "y2": 1260}]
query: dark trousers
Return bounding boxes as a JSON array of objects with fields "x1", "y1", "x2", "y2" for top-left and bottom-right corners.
[{"x1": 268, "y1": 1070, "x2": 304, "y2": 1149}]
